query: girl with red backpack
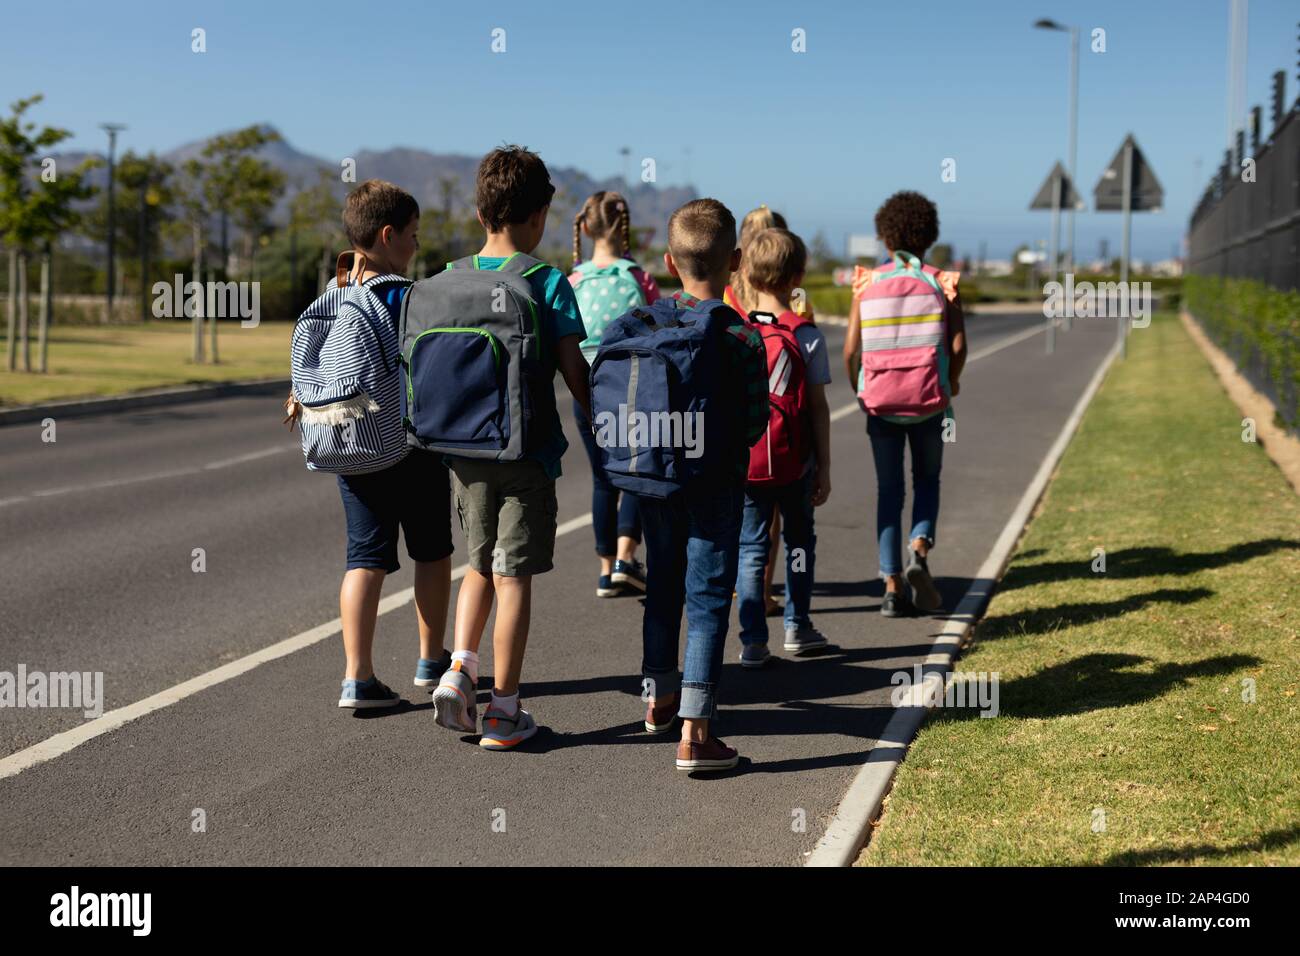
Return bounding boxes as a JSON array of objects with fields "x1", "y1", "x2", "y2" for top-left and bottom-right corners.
[
  {"x1": 734, "y1": 228, "x2": 833, "y2": 665},
  {"x1": 842, "y1": 192, "x2": 967, "y2": 617}
]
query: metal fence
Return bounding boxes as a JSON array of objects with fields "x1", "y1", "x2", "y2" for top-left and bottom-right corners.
[{"x1": 1187, "y1": 103, "x2": 1299, "y2": 291}]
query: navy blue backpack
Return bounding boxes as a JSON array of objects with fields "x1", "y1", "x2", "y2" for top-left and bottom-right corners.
[{"x1": 589, "y1": 297, "x2": 735, "y2": 498}]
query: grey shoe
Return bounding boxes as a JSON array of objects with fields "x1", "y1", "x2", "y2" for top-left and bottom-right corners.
[
  {"x1": 431, "y1": 661, "x2": 478, "y2": 733},
  {"x1": 479, "y1": 704, "x2": 538, "y2": 750},
  {"x1": 905, "y1": 551, "x2": 942, "y2": 612},
  {"x1": 740, "y1": 643, "x2": 772, "y2": 668},
  {"x1": 784, "y1": 625, "x2": 829, "y2": 654}
]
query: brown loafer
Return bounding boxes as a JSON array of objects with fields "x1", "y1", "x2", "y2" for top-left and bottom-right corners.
[
  {"x1": 645, "y1": 693, "x2": 679, "y2": 734},
  {"x1": 676, "y1": 736, "x2": 740, "y2": 771}
]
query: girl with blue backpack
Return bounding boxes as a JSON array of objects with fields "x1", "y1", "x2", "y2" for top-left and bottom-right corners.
[
  {"x1": 842, "y1": 192, "x2": 967, "y2": 618},
  {"x1": 568, "y1": 191, "x2": 660, "y2": 598}
]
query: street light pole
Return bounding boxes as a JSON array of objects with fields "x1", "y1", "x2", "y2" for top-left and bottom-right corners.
[
  {"x1": 100, "y1": 123, "x2": 126, "y2": 322},
  {"x1": 1066, "y1": 25, "x2": 1079, "y2": 277}
]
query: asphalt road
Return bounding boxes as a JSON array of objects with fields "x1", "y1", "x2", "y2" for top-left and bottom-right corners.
[{"x1": 0, "y1": 311, "x2": 1117, "y2": 865}]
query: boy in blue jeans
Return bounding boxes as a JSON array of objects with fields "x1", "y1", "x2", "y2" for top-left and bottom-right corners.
[
  {"x1": 735, "y1": 227, "x2": 832, "y2": 666},
  {"x1": 639, "y1": 199, "x2": 768, "y2": 772}
]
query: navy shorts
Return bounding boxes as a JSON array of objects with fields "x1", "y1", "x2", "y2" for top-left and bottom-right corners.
[{"x1": 336, "y1": 450, "x2": 454, "y2": 573}]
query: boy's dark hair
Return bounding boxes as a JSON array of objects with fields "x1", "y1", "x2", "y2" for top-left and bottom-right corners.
[
  {"x1": 342, "y1": 179, "x2": 419, "y2": 249},
  {"x1": 874, "y1": 191, "x2": 939, "y2": 257},
  {"x1": 667, "y1": 198, "x2": 737, "y2": 280},
  {"x1": 745, "y1": 227, "x2": 807, "y2": 293},
  {"x1": 476, "y1": 145, "x2": 556, "y2": 231}
]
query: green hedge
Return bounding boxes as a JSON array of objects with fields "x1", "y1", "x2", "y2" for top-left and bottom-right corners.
[{"x1": 1185, "y1": 274, "x2": 1300, "y2": 428}]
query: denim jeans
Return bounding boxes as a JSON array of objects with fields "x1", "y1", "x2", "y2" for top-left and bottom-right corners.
[
  {"x1": 867, "y1": 412, "x2": 945, "y2": 576},
  {"x1": 736, "y1": 472, "x2": 816, "y2": 645},
  {"x1": 639, "y1": 480, "x2": 744, "y2": 720},
  {"x1": 573, "y1": 398, "x2": 641, "y2": 556}
]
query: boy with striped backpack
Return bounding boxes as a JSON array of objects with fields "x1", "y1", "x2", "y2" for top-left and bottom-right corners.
[
  {"x1": 842, "y1": 191, "x2": 966, "y2": 617},
  {"x1": 568, "y1": 191, "x2": 660, "y2": 598},
  {"x1": 286, "y1": 180, "x2": 454, "y2": 710},
  {"x1": 735, "y1": 228, "x2": 832, "y2": 667}
]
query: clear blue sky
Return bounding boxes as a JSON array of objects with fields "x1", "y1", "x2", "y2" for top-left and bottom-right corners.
[{"x1": 2, "y1": 0, "x2": 1296, "y2": 260}]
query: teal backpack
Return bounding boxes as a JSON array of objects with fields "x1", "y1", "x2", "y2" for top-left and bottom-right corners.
[{"x1": 572, "y1": 259, "x2": 647, "y2": 361}]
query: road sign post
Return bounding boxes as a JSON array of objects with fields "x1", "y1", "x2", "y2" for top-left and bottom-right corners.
[
  {"x1": 1030, "y1": 162, "x2": 1082, "y2": 353},
  {"x1": 1093, "y1": 134, "x2": 1163, "y2": 361}
]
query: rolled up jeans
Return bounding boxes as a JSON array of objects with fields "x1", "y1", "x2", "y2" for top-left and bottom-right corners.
[
  {"x1": 639, "y1": 480, "x2": 744, "y2": 720},
  {"x1": 736, "y1": 471, "x2": 816, "y2": 645}
]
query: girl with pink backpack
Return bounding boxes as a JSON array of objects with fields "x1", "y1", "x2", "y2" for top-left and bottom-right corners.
[{"x1": 842, "y1": 192, "x2": 967, "y2": 617}]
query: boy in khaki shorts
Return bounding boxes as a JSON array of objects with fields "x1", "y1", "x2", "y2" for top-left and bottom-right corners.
[{"x1": 431, "y1": 146, "x2": 591, "y2": 749}]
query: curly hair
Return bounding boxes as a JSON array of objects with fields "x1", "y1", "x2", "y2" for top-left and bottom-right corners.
[{"x1": 873, "y1": 191, "x2": 939, "y2": 257}]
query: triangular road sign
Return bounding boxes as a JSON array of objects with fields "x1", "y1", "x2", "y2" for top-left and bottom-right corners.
[
  {"x1": 1094, "y1": 134, "x2": 1164, "y2": 212},
  {"x1": 1029, "y1": 162, "x2": 1085, "y2": 211}
]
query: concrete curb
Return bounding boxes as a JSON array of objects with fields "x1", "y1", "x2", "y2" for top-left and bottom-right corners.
[
  {"x1": 0, "y1": 378, "x2": 291, "y2": 428},
  {"x1": 805, "y1": 337, "x2": 1122, "y2": 867}
]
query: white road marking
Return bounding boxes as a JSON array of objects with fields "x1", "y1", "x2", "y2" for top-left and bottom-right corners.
[
  {"x1": 0, "y1": 447, "x2": 294, "y2": 506},
  {"x1": 0, "y1": 512, "x2": 594, "y2": 781},
  {"x1": 829, "y1": 320, "x2": 1054, "y2": 423}
]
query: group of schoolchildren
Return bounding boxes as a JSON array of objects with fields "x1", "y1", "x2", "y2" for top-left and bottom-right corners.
[{"x1": 287, "y1": 145, "x2": 967, "y2": 773}]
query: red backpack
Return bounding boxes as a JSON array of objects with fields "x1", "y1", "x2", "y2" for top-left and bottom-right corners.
[{"x1": 747, "y1": 311, "x2": 812, "y2": 487}]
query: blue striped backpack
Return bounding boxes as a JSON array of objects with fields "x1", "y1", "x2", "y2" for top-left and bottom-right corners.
[{"x1": 289, "y1": 256, "x2": 412, "y2": 474}]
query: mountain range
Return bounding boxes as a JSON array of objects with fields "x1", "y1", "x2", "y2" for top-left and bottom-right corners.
[{"x1": 59, "y1": 125, "x2": 697, "y2": 251}]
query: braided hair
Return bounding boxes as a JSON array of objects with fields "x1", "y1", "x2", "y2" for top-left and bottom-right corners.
[{"x1": 573, "y1": 190, "x2": 632, "y2": 266}]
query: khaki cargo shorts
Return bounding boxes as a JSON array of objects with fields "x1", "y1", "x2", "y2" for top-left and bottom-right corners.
[{"x1": 449, "y1": 458, "x2": 558, "y2": 577}]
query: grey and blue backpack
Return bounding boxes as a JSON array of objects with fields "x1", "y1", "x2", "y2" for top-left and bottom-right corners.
[{"x1": 398, "y1": 253, "x2": 557, "y2": 460}]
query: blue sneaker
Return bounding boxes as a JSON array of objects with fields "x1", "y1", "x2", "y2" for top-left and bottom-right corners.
[
  {"x1": 611, "y1": 559, "x2": 646, "y2": 592},
  {"x1": 338, "y1": 676, "x2": 401, "y2": 709},
  {"x1": 414, "y1": 650, "x2": 452, "y2": 688},
  {"x1": 597, "y1": 574, "x2": 620, "y2": 598},
  {"x1": 740, "y1": 643, "x2": 772, "y2": 668}
]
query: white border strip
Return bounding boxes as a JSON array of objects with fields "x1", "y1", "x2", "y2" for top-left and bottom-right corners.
[
  {"x1": 0, "y1": 514, "x2": 592, "y2": 781},
  {"x1": 805, "y1": 337, "x2": 1121, "y2": 867}
]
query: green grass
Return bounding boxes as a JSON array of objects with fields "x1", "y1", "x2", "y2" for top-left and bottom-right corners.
[
  {"x1": 0, "y1": 321, "x2": 292, "y2": 407},
  {"x1": 859, "y1": 312, "x2": 1300, "y2": 866}
]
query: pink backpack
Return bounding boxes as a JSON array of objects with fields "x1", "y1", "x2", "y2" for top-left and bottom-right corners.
[{"x1": 855, "y1": 252, "x2": 953, "y2": 417}]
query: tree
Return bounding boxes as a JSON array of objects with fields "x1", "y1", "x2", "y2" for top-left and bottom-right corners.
[
  {"x1": 0, "y1": 95, "x2": 97, "y2": 372},
  {"x1": 28, "y1": 152, "x2": 97, "y2": 371},
  {"x1": 288, "y1": 170, "x2": 344, "y2": 296},
  {"x1": 929, "y1": 243, "x2": 954, "y2": 269},
  {"x1": 174, "y1": 159, "x2": 208, "y2": 363},
  {"x1": 200, "y1": 125, "x2": 282, "y2": 276},
  {"x1": 808, "y1": 230, "x2": 841, "y2": 272},
  {"x1": 85, "y1": 151, "x2": 174, "y2": 322}
]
